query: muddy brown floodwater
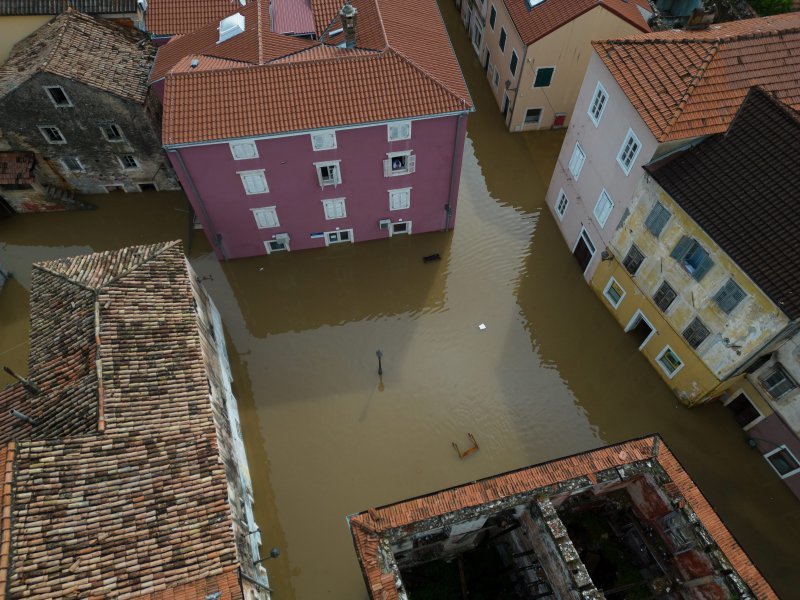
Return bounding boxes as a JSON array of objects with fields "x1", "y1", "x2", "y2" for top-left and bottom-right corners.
[{"x1": 2, "y1": 2, "x2": 800, "y2": 597}]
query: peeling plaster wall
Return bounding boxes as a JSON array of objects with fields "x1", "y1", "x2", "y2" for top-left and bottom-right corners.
[
  {"x1": 747, "y1": 333, "x2": 800, "y2": 435},
  {"x1": 589, "y1": 174, "x2": 789, "y2": 404}
]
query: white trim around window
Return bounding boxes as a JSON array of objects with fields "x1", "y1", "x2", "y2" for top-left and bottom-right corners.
[
  {"x1": 321, "y1": 197, "x2": 347, "y2": 220},
  {"x1": 251, "y1": 206, "x2": 279, "y2": 229},
  {"x1": 117, "y1": 155, "x2": 140, "y2": 170},
  {"x1": 763, "y1": 445, "x2": 800, "y2": 479},
  {"x1": 311, "y1": 129, "x2": 337, "y2": 151},
  {"x1": 100, "y1": 123, "x2": 124, "y2": 142},
  {"x1": 264, "y1": 234, "x2": 290, "y2": 254},
  {"x1": 314, "y1": 160, "x2": 342, "y2": 187},
  {"x1": 555, "y1": 188, "x2": 568, "y2": 220},
  {"x1": 624, "y1": 309, "x2": 656, "y2": 350},
  {"x1": 229, "y1": 139, "x2": 258, "y2": 160},
  {"x1": 38, "y1": 124, "x2": 66, "y2": 144},
  {"x1": 61, "y1": 156, "x2": 84, "y2": 172},
  {"x1": 388, "y1": 187, "x2": 411, "y2": 211},
  {"x1": 588, "y1": 82, "x2": 608, "y2": 127},
  {"x1": 593, "y1": 189, "x2": 614, "y2": 228},
  {"x1": 388, "y1": 121, "x2": 411, "y2": 141},
  {"x1": 568, "y1": 143, "x2": 585, "y2": 180},
  {"x1": 532, "y1": 66, "x2": 555, "y2": 88},
  {"x1": 389, "y1": 221, "x2": 411, "y2": 236},
  {"x1": 384, "y1": 151, "x2": 416, "y2": 176},
  {"x1": 603, "y1": 277, "x2": 626, "y2": 309},
  {"x1": 239, "y1": 169, "x2": 269, "y2": 195},
  {"x1": 324, "y1": 228, "x2": 353, "y2": 245},
  {"x1": 44, "y1": 85, "x2": 72, "y2": 108},
  {"x1": 616, "y1": 128, "x2": 641, "y2": 175},
  {"x1": 656, "y1": 345, "x2": 684, "y2": 379}
]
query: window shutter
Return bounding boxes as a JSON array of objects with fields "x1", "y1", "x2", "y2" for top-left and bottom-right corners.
[
  {"x1": 400, "y1": 123, "x2": 411, "y2": 139},
  {"x1": 715, "y1": 280, "x2": 746, "y2": 313},
  {"x1": 692, "y1": 254, "x2": 714, "y2": 281},
  {"x1": 671, "y1": 236, "x2": 692, "y2": 261},
  {"x1": 407, "y1": 154, "x2": 416, "y2": 174},
  {"x1": 645, "y1": 203, "x2": 671, "y2": 236},
  {"x1": 383, "y1": 158, "x2": 391, "y2": 177},
  {"x1": 316, "y1": 167, "x2": 325, "y2": 188}
]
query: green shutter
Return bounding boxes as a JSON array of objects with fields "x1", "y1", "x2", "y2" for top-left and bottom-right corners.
[
  {"x1": 692, "y1": 254, "x2": 714, "y2": 281},
  {"x1": 671, "y1": 236, "x2": 692, "y2": 260}
]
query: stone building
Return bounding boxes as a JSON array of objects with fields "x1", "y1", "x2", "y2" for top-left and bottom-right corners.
[
  {"x1": 0, "y1": 241, "x2": 271, "y2": 598},
  {"x1": 0, "y1": 9, "x2": 178, "y2": 208},
  {"x1": 349, "y1": 435, "x2": 777, "y2": 599}
]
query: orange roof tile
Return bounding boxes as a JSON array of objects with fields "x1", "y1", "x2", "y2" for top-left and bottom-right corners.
[
  {"x1": 348, "y1": 435, "x2": 777, "y2": 600},
  {"x1": 161, "y1": 0, "x2": 471, "y2": 144},
  {"x1": 145, "y1": 0, "x2": 245, "y2": 36},
  {"x1": 504, "y1": 0, "x2": 650, "y2": 47},
  {"x1": 593, "y1": 13, "x2": 800, "y2": 141}
]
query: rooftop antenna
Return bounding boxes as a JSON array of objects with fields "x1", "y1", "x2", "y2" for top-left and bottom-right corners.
[{"x1": 3, "y1": 366, "x2": 41, "y2": 396}]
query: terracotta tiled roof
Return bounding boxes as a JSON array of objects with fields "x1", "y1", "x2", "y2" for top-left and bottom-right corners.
[
  {"x1": 593, "y1": 13, "x2": 800, "y2": 142},
  {"x1": 0, "y1": 153, "x2": 34, "y2": 186},
  {"x1": 0, "y1": 9, "x2": 154, "y2": 104},
  {"x1": 161, "y1": 0, "x2": 471, "y2": 144},
  {"x1": 0, "y1": 0, "x2": 135, "y2": 15},
  {"x1": 0, "y1": 242, "x2": 249, "y2": 599},
  {"x1": 503, "y1": 0, "x2": 650, "y2": 47},
  {"x1": 150, "y1": 0, "x2": 316, "y2": 82},
  {"x1": 349, "y1": 435, "x2": 777, "y2": 600},
  {"x1": 145, "y1": 0, "x2": 244, "y2": 36},
  {"x1": 311, "y1": 0, "x2": 342, "y2": 35},
  {"x1": 646, "y1": 88, "x2": 800, "y2": 320}
]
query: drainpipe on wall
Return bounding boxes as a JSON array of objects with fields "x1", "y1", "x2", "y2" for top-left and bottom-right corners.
[
  {"x1": 506, "y1": 44, "x2": 530, "y2": 129},
  {"x1": 168, "y1": 149, "x2": 228, "y2": 260},
  {"x1": 445, "y1": 112, "x2": 467, "y2": 231}
]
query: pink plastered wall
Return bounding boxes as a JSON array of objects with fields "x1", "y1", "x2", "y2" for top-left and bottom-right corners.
[{"x1": 168, "y1": 113, "x2": 468, "y2": 259}]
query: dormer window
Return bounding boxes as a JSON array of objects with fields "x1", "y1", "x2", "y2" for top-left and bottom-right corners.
[
  {"x1": 219, "y1": 13, "x2": 245, "y2": 43},
  {"x1": 527, "y1": 0, "x2": 545, "y2": 6}
]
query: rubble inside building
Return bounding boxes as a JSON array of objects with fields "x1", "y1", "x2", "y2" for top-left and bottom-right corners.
[{"x1": 348, "y1": 435, "x2": 777, "y2": 599}]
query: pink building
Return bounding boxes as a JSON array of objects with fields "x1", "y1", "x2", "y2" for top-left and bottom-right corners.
[{"x1": 151, "y1": 0, "x2": 472, "y2": 259}]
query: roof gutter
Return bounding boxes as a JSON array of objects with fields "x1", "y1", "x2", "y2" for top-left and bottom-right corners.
[{"x1": 162, "y1": 109, "x2": 472, "y2": 150}]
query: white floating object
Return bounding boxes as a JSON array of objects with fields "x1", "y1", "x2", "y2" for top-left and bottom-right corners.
[{"x1": 478, "y1": 323, "x2": 486, "y2": 330}]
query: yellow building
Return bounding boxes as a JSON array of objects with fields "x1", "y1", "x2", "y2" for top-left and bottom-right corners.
[
  {"x1": 0, "y1": 1, "x2": 141, "y2": 64},
  {"x1": 480, "y1": 0, "x2": 652, "y2": 132},
  {"x1": 589, "y1": 88, "x2": 798, "y2": 410}
]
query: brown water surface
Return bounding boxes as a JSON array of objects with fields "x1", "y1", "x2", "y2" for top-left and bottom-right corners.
[{"x1": 2, "y1": 3, "x2": 800, "y2": 597}]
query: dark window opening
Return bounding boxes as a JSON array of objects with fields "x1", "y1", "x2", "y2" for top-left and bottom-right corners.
[
  {"x1": 534, "y1": 67, "x2": 554, "y2": 87},
  {"x1": 623, "y1": 245, "x2": 644, "y2": 275},
  {"x1": 524, "y1": 108, "x2": 541, "y2": 124},
  {"x1": 653, "y1": 281, "x2": 677, "y2": 312}
]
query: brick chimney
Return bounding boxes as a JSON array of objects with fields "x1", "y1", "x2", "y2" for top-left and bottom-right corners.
[{"x1": 339, "y1": 0, "x2": 357, "y2": 49}]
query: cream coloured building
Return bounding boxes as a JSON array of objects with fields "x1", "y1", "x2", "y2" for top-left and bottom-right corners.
[{"x1": 480, "y1": 0, "x2": 651, "y2": 132}]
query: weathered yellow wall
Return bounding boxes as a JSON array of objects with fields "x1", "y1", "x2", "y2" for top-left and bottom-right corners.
[
  {"x1": 0, "y1": 16, "x2": 51, "y2": 64},
  {"x1": 590, "y1": 174, "x2": 790, "y2": 405},
  {"x1": 509, "y1": 6, "x2": 645, "y2": 132}
]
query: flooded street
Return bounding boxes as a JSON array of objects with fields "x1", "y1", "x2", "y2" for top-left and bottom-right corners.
[{"x1": 2, "y1": 1, "x2": 800, "y2": 597}]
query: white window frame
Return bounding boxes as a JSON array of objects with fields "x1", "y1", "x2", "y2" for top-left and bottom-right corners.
[
  {"x1": 568, "y1": 143, "x2": 585, "y2": 180},
  {"x1": 499, "y1": 26, "x2": 507, "y2": 52},
  {"x1": 523, "y1": 107, "x2": 543, "y2": 127},
  {"x1": 314, "y1": 160, "x2": 342, "y2": 187},
  {"x1": 137, "y1": 182, "x2": 158, "y2": 192},
  {"x1": 571, "y1": 227, "x2": 596, "y2": 274},
  {"x1": 264, "y1": 237, "x2": 290, "y2": 254},
  {"x1": 311, "y1": 129, "x2": 337, "y2": 151},
  {"x1": 239, "y1": 169, "x2": 269, "y2": 195},
  {"x1": 38, "y1": 125, "x2": 66, "y2": 144},
  {"x1": 251, "y1": 206, "x2": 279, "y2": 229},
  {"x1": 764, "y1": 445, "x2": 800, "y2": 479},
  {"x1": 321, "y1": 197, "x2": 347, "y2": 220},
  {"x1": 593, "y1": 189, "x2": 614, "y2": 228},
  {"x1": 61, "y1": 156, "x2": 84, "y2": 172},
  {"x1": 656, "y1": 345, "x2": 684, "y2": 379},
  {"x1": 324, "y1": 228, "x2": 354, "y2": 246},
  {"x1": 588, "y1": 82, "x2": 607, "y2": 127},
  {"x1": 385, "y1": 151, "x2": 415, "y2": 177},
  {"x1": 389, "y1": 187, "x2": 411, "y2": 211},
  {"x1": 555, "y1": 189, "x2": 568, "y2": 220},
  {"x1": 44, "y1": 85, "x2": 72, "y2": 108},
  {"x1": 603, "y1": 277, "x2": 626, "y2": 309},
  {"x1": 100, "y1": 123, "x2": 124, "y2": 143},
  {"x1": 532, "y1": 66, "x2": 555, "y2": 88},
  {"x1": 229, "y1": 140, "x2": 259, "y2": 160},
  {"x1": 388, "y1": 120, "x2": 412, "y2": 141},
  {"x1": 117, "y1": 155, "x2": 140, "y2": 170},
  {"x1": 389, "y1": 221, "x2": 412, "y2": 236},
  {"x1": 616, "y1": 128, "x2": 641, "y2": 175},
  {"x1": 509, "y1": 49, "x2": 519, "y2": 77},
  {"x1": 722, "y1": 391, "x2": 765, "y2": 432},
  {"x1": 492, "y1": 66, "x2": 499, "y2": 89},
  {"x1": 624, "y1": 309, "x2": 656, "y2": 350}
]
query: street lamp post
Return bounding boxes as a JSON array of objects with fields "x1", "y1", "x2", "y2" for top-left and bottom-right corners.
[{"x1": 376, "y1": 350, "x2": 383, "y2": 376}]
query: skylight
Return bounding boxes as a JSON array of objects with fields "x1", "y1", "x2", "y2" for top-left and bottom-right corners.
[{"x1": 528, "y1": 0, "x2": 545, "y2": 7}]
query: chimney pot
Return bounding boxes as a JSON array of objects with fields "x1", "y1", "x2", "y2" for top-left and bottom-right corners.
[{"x1": 339, "y1": 0, "x2": 358, "y2": 49}]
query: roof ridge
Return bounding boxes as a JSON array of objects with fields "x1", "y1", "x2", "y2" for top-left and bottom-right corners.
[
  {"x1": 603, "y1": 23, "x2": 800, "y2": 46},
  {"x1": 662, "y1": 40, "x2": 720, "y2": 138},
  {"x1": 38, "y1": 10, "x2": 72, "y2": 75},
  {"x1": 372, "y1": 0, "x2": 389, "y2": 50},
  {"x1": 34, "y1": 241, "x2": 180, "y2": 291},
  {"x1": 385, "y1": 46, "x2": 468, "y2": 109}
]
